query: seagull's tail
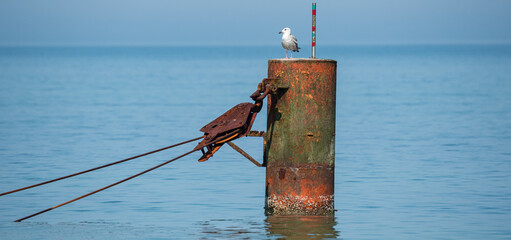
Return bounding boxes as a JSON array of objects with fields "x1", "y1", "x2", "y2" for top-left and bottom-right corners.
[{"x1": 296, "y1": 47, "x2": 301, "y2": 52}]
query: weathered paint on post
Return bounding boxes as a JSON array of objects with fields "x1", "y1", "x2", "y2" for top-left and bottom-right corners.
[{"x1": 265, "y1": 58, "x2": 337, "y2": 215}]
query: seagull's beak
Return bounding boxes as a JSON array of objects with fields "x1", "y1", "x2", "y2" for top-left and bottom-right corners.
[{"x1": 279, "y1": 31, "x2": 282, "y2": 34}]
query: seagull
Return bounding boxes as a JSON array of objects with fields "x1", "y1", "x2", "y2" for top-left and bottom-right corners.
[{"x1": 279, "y1": 27, "x2": 300, "y2": 59}]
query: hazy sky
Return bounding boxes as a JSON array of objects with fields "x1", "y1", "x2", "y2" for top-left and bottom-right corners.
[{"x1": 0, "y1": 0, "x2": 510, "y2": 46}]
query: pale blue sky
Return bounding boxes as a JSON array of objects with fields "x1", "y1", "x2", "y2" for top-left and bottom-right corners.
[{"x1": 0, "y1": 0, "x2": 510, "y2": 46}]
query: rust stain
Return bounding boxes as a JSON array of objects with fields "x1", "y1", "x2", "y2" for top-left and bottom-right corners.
[{"x1": 278, "y1": 168, "x2": 286, "y2": 180}]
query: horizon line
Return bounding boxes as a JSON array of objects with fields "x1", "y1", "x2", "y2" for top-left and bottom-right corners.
[{"x1": 1, "y1": 42, "x2": 511, "y2": 48}]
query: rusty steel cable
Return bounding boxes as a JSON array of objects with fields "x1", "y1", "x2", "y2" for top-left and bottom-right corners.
[
  {"x1": 1, "y1": 136, "x2": 203, "y2": 197},
  {"x1": 14, "y1": 149, "x2": 198, "y2": 222},
  {"x1": 10, "y1": 80, "x2": 274, "y2": 221}
]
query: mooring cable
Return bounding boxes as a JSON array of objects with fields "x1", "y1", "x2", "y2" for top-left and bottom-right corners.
[
  {"x1": 14, "y1": 148, "x2": 198, "y2": 222},
  {"x1": 1, "y1": 136, "x2": 203, "y2": 197}
]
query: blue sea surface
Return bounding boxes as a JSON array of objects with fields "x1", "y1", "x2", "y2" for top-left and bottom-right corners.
[{"x1": 0, "y1": 45, "x2": 510, "y2": 239}]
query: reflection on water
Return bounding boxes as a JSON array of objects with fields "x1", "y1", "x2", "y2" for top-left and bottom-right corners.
[
  {"x1": 266, "y1": 216, "x2": 339, "y2": 239},
  {"x1": 195, "y1": 216, "x2": 339, "y2": 239}
]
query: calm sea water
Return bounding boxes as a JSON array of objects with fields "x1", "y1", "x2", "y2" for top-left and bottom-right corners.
[{"x1": 0, "y1": 45, "x2": 510, "y2": 239}]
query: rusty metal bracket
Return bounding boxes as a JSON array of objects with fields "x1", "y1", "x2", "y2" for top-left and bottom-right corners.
[
  {"x1": 227, "y1": 142, "x2": 264, "y2": 167},
  {"x1": 193, "y1": 78, "x2": 273, "y2": 163},
  {"x1": 246, "y1": 130, "x2": 265, "y2": 138},
  {"x1": 193, "y1": 103, "x2": 254, "y2": 162},
  {"x1": 262, "y1": 78, "x2": 289, "y2": 92}
]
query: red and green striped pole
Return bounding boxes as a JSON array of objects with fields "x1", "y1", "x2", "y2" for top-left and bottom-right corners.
[{"x1": 312, "y1": 3, "x2": 316, "y2": 58}]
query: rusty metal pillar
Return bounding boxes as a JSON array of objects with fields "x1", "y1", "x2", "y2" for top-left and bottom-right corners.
[{"x1": 264, "y1": 59, "x2": 337, "y2": 215}]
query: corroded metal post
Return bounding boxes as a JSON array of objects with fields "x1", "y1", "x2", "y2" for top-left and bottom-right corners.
[{"x1": 265, "y1": 59, "x2": 337, "y2": 215}]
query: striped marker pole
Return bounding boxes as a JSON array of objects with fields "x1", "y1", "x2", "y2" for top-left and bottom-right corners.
[{"x1": 312, "y1": 3, "x2": 316, "y2": 58}]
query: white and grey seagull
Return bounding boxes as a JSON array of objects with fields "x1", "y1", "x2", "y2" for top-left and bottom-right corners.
[{"x1": 279, "y1": 27, "x2": 300, "y2": 58}]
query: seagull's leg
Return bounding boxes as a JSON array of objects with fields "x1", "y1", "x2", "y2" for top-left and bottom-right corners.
[
  {"x1": 285, "y1": 50, "x2": 288, "y2": 59},
  {"x1": 290, "y1": 51, "x2": 293, "y2": 59}
]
